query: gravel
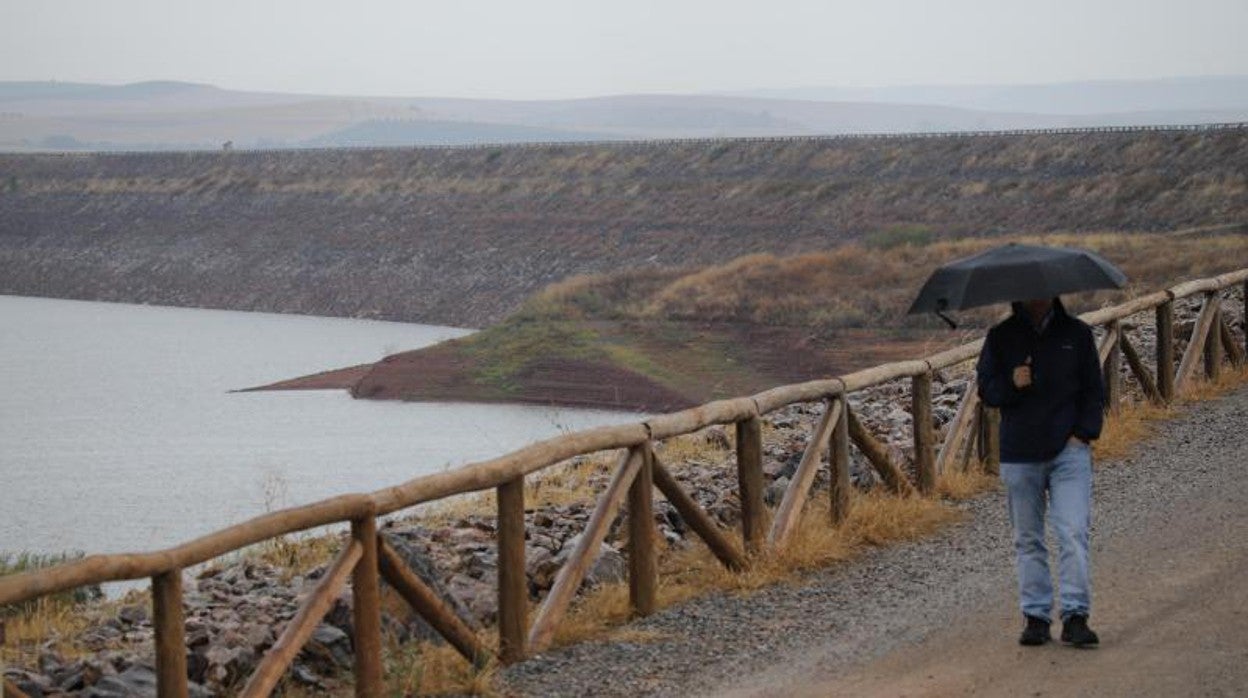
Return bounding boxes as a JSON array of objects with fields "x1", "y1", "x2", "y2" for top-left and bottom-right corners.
[{"x1": 499, "y1": 383, "x2": 1248, "y2": 697}]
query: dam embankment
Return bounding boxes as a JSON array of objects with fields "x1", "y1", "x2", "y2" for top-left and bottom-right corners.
[{"x1": 2, "y1": 127, "x2": 1245, "y2": 327}]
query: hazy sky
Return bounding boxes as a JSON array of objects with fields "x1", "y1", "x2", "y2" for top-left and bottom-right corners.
[{"x1": 2, "y1": 0, "x2": 1246, "y2": 99}]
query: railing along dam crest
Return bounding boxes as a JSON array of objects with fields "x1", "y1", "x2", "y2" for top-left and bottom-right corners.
[{"x1": 19, "y1": 121, "x2": 1248, "y2": 159}]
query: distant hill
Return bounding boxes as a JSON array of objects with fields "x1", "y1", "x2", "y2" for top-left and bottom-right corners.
[
  {"x1": 2, "y1": 76, "x2": 1246, "y2": 151},
  {"x1": 302, "y1": 119, "x2": 619, "y2": 147},
  {"x1": 731, "y1": 75, "x2": 1248, "y2": 115}
]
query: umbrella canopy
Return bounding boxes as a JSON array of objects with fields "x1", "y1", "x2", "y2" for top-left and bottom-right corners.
[{"x1": 907, "y1": 243, "x2": 1127, "y2": 320}]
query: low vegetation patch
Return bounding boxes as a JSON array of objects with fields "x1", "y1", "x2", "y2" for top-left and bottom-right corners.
[
  {"x1": 339, "y1": 230, "x2": 1248, "y2": 412},
  {"x1": 1, "y1": 552, "x2": 108, "y2": 666}
]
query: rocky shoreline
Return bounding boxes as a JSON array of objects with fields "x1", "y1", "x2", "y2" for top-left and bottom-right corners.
[{"x1": 3, "y1": 291, "x2": 1239, "y2": 697}]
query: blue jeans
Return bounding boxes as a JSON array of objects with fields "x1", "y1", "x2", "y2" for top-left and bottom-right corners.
[{"x1": 1001, "y1": 440, "x2": 1093, "y2": 621}]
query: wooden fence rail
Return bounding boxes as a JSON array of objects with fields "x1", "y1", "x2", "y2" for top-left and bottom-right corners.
[{"x1": 1, "y1": 267, "x2": 1246, "y2": 697}]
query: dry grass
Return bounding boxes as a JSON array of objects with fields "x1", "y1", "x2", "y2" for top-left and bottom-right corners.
[
  {"x1": 523, "y1": 231, "x2": 1248, "y2": 334},
  {"x1": 1093, "y1": 400, "x2": 1175, "y2": 462},
  {"x1": 655, "y1": 428, "x2": 734, "y2": 464},
  {"x1": 414, "y1": 452, "x2": 620, "y2": 528},
  {"x1": 0, "y1": 589, "x2": 141, "y2": 668},
  {"x1": 936, "y1": 466, "x2": 1000, "y2": 500},
  {"x1": 1094, "y1": 364, "x2": 1248, "y2": 463},
  {"x1": 250, "y1": 533, "x2": 344, "y2": 580},
  {"x1": 1, "y1": 598, "x2": 96, "y2": 666},
  {"x1": 383, "y1": 636, "x2": 499, "y2": 697},
  {"x1": 1175, "y1": 364, "x2": 1248, "y2": 403},
  {"x1": 549, "y1": 492, "x2": 961, "y2": 650},
  {"x1": 522, "y1": 454, "x2": 618, "y2": 509},
  {"x1": 0, "y1": 552, "x2": 117, "y2": 666}
]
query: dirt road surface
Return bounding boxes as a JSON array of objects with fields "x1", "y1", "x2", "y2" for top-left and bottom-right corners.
[{"x1": 720, "y1": 389, "x2": 1248, "y2": 698}]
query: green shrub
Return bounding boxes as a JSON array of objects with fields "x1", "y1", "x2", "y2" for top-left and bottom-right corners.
[{"x1": 864, "y1": 225, "x2": 936, "y2": 250}]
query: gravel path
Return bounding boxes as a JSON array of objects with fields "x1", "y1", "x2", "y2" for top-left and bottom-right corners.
[{"x1": 499, "y1": 384, "x2": 1248, "y2": 697}]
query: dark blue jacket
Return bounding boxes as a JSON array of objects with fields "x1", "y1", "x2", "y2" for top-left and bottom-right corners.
[{"x1": 976, "y1": 298, "x2": 1104, "y2": 463}]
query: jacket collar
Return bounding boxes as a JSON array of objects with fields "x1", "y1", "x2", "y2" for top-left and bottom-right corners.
[{"x1": 1009, "y1": 297, "x2": 1070, "y2": 333}]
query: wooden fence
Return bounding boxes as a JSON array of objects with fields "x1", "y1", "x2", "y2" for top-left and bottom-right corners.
[{"x1": 2, "y1": 267, "x2": 1247, "y2": 698}]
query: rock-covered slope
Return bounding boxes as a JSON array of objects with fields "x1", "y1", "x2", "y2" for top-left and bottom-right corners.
[{"x1": 1, "y1": 127, "x2": 1246, "y2": 327}]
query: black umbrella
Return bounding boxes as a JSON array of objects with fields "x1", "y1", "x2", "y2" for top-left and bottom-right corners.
[{"x1": 907, "y1": 243, "x2": 1127, "y2": 327}]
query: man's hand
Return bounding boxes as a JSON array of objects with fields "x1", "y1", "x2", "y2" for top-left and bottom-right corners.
[{"x1": 1011, "y1": 356, "x2": 1033, "y2": 389}]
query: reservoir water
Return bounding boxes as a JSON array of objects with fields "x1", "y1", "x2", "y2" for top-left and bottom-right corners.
[{"x1": 0, "y1": 295, "x2": 639, "y2": 557}]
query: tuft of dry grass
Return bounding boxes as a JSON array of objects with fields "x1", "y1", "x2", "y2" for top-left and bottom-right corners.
[
  {"x1": 936, "y1": 465, "x2": 1000, "y2": 500},
  {"x1": 522, "y1": 454, "x2": 617, "y2": 509},
  {"x1": 416, "y1": 452, "x2": 619, "y2": 528},
  {"x1": 1093, "y1": 400, "x2": 1175, "y2": 462},
  {"x1": 384, "y1": 633, "x2": 499, "y2": 697},
  {"x1": 655, "y1": 428, "x2": 734, "y2": 464},
  {"x1": 250, "y1": 533, "x2": 344, "y2": 580},
  {"x1": 1, "y1": 552, "x2": 114, "y2": 666},
  {"x1": 1, "y1": 598, "x2": 95, "y2": 665},
  {"x1": 1, "y1": 589, "x2": 143, "y2": 668},
  {"x1": 550, "y1": 584, "x2": 635, "y2": 648},
  {"x1": 1175, "y1": 364, "x2": 1248, "y2": 404},
  {"x1": 839, "y1": 493, "x2": 963, "y2": 547}
]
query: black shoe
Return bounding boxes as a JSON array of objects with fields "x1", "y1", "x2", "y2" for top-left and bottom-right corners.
[
  {"x1": 1061, "y1": 614, "x2": 1100, "y2": 647},
  {"x1": 1019, "y1": 615, "x2": 1051, "y2": 646}
]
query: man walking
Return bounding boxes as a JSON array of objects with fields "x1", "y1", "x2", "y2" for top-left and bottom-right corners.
[{"x1": 977, "y1": 296, "x2": 1104, "y2": 647}]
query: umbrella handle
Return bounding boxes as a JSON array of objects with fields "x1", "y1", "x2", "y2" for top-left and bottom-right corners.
[{"x1": 935, "y1": 309, "x2": 958, "y2": 329}]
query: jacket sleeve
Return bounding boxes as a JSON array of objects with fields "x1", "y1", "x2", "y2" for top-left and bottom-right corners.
[
  {"x1": 977, "y1": 327, "x2": 1023, "y2": 407},
  {"x1": 1072, "y1": 324, "x2": 1105, "y2": 441}
]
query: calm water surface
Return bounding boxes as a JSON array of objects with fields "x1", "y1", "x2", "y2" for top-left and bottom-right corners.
[{"x1": 0, "y1": 296, "x2": 639, "y2": 557}]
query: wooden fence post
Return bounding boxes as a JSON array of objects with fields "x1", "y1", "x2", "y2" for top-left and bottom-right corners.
[
  {"x1": 981, "y1": 406, "x2": 1001, "y2": 476},
  {"x1": 651, "y1": 457, "x2": 746, "y2": 572},
  {"x1": 912, "y1": 372, "x2": 936, "y2": 494},
  {"x1": 769, "y1": 400, "x2": 840, "y2": 547},
  {"x1": 628, "y1": 443, "x2": 658, "y2": 617},
  {"x1": 350, "y1": 516, "x2": 383, "y2": 698},
  {"x1": 243, "y1": 543, "x2": 363, "y2": 698},
  {"x1": 1221, "y1": 316, "x2": 1246, "y2": 368},
  {"x1": 152, "y1": 570, "x2": 189, "y2": 698},
  {"x1": 376, "y1": 539, "x2": 489, "y2": 667},
  {"x1": 1104, "y1": 320, "x2": 1122, "y2": 415},
  {"x1": 935, "y1": 379, "x2": 980, "y2": 475},
  {"x1": 828, "y1": 397, "x2": 851, "y2": 525},
  {"x1": 496, "y1": 476, "x2": 527, "y2": 664},
  {"x1": 846, "y1": 407, "x2": 917, "y2": 497},
  {"x1": 1205, "y1": 298, "x2": 1222, "y2": 381},
  {"x1": 528, "y1": 448, "x2": 644, "y2": 653},
  {"x1": 1119, "y1": 332, "x2": 1162, "y2": 404},
  {"x1": 1176, "y1": 293, "x2": 1221, "y2": 394},
  {"x1": 1156, "y1": 300, "x2": 1175, "y2": 403},
  {"x1": 736, "y1": 416, "x2": 765, "y2": 555}
]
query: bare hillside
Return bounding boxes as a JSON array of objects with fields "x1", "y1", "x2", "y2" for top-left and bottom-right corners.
[{"x1": 1, "y1": 127, "x2": 1245, "y2": 327}]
